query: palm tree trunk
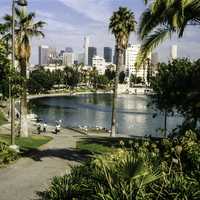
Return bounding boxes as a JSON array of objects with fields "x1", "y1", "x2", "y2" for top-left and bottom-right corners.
[
  {"x1": 20, "y1": 59, "x2": 28, "y2": 137},
  {"x1": 111, "y1": 47, "x2": 123, "y2": 137}
]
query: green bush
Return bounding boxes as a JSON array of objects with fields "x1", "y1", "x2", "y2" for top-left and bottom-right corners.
[
  {"x1": 44, "y1": 130, "x2": 200, "y2": 200},
  {"x1": 0, "y1": 141, "x2": 18, "y2": 165}
]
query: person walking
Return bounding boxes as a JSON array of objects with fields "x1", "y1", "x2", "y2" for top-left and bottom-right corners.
[
  {"x1": 37, "y1": 123, "x2": 41, "y2": 134},
  {"x1": 43, "y1": 122, "x2": 47, "y2": 133}
]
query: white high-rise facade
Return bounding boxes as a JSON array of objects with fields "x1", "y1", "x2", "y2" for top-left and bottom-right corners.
[
  {"x1": 170, "y1": 45, "x2": 178, "y2": 60},
  {"x1": 84, "y1": 36, "x2": 89, "y2": 66},
  {"x1": 125, "y1": 44, "x2": 150, "y2": 83},
  {"x1": 92, "y1": 56, "x2": 106, "y2": 75},
  {"x1": 39, "y1": 45, "x2": 49, "y2": 66},
  {"x1": 63, "y1": 52, "x2": 74, "y2": 67},
  {"x1": 125, "y1": 44, "x2": 143, "y2": 76}
]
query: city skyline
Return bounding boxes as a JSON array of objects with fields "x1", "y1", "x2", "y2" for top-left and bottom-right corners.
[{"x1": 0, "y1": 0, "x2": 199, "y2": 64}]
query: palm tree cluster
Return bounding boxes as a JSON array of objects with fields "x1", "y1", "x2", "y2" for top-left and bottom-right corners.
[
  {"x1": 137, "y1": 0, "x2": 200, "y2": 66},
  {"x1": 1, "y1": 7, "x2": 45, "y2": 137}
]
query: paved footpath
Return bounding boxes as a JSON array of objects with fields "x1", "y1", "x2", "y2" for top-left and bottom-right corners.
[{"x1": 0, "y1": 129, "x2": 85, "y2": 200}]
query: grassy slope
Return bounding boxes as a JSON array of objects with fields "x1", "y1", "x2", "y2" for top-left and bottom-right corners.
[
  {"x1": 0, "y1": 134, "x2": 52, "y2": 151},
  {"x1": 0, "y1": 111, "x2": 7, "y2": 126}
]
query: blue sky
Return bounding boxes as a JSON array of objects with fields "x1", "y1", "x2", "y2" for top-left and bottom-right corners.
[{"x1": 0, "y1": 0, "x2": 199, "y2": 64}]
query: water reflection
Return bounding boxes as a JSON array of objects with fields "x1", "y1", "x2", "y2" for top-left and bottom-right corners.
[{"x1": 30, "y1": 94, "x2": 182, "y2": 137}]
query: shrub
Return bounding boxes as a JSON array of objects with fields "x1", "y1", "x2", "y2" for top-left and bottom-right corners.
[{"x1": 44, "y1": 130, "x2": 200, "y2": 200}]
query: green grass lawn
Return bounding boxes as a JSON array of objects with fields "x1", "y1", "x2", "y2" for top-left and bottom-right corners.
[
  {"x1": 0, "y1": 134, "x2": 52, "y2": 152},
  {"x1": 76, "y1": 136, "x2": 156, "y2": 155},
  {"x1": 76, "y1": 137, "x2": 132, "y2": 155},
  {"x1": 0, "y1": 111, "x2": 7, "y2": 126}
]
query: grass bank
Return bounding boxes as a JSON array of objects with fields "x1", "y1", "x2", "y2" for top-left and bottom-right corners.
[
  {"x1": 0, "y1": 111, "x2": 7, "y2": 126},
  {"x1": 0, "y1": 134, "x2": 52, "y2": 151},
  {"x1": 0, "y1": 134, "x2": 52, "y2": 166},
  {"x1": 76, "y1": 136, "x2": 150, "y2": 155}
]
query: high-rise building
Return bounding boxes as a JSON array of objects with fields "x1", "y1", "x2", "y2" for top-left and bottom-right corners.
[
  {"x1": 170, "y1": 45, "x2": 178, "y2": 60},
  {"x1": 84, "y1": 36, "x2": 89, "y2": 66},
  {"x1": 48, "y1": 47, "x2": 58, "y2": 64},
  {"x1": 88, "y1": 47, "x2": 97, "y2": 66},
  {"x1": 104, "y1": 47, "x2": 112, "y2": 63},
  {"x1": 92, "y1": 55, "x2": 106, "y2": 75},
  {"x1": 63, "y1": 52, "x2": 74, "y2": 67},
  {"x1": 151, "y1": 52, "x2": 159, "y2": 66},
  {"x1": 65, "y1": 47, "x2": 73, "y2": 53},
  {"x1": 39, "y1": 45, "x2": 49, "y2": 66},
  {"x1": 125, "y1": 44, "x2": 146, "y2": 79},
  {"x1": 78, "y1": 53, "x2": 85, "y2": 64}
]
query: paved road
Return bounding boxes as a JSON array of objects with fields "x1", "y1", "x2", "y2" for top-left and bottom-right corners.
[{"x1": 0, "y1": 130, "x2": 85, "y2": 200}]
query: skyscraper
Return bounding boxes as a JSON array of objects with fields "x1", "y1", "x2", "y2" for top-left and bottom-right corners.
[
  {"x1": 88, "y1": 47, "x2": 97, "y2": 66},
  {"x1": 84, "y1": 36, "x2": 89, "y2": 66},
  {"x1": 39, "y1": 45, "x2": 49, "y2": 66},
  {"x1": 63, "y1": 52, "x2": 74, "y2": 67},
  {"x1": 104, "y1": 47, "x2": 112, "y2": 63}
]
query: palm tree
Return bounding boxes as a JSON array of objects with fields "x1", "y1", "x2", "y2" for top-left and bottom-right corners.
[
  {"x1": 3, "y1": 8, "x2": 45, "y2": 137},
  {"x1": 109, "y1": 7, "x2": 136, "y2": 137},
  {"x1": 137, "y1": 0, "x2": 200, "y2": 67}
]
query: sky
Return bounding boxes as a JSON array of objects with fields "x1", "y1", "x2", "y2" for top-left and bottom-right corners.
[{"x1": 0, "y1": 0, "x2": 200, "y2": 64}]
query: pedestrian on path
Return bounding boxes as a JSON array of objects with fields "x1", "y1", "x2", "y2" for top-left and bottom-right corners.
[{"x1": 43, "y1": 122, "x2": 47, "y2": 133}]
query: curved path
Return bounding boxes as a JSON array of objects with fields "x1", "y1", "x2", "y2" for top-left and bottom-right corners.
[{"x1": 0, "y1": 129, "x2": 86, "y2": 200}]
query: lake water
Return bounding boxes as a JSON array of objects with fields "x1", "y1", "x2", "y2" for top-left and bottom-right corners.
[{"x1": 29, "y1": 93, "x2": 182, "y2": 137}]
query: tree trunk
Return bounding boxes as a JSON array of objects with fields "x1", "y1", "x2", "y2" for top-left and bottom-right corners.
[
  {"x1": 111, "y1": 47, "x2": 123, "y2": 137},
  {"x1": 164, "y1": 110, "x2": 167, "y2": 138},
  {"x1": 20, "y1": 59, "x2": 28, "y2": 137}
]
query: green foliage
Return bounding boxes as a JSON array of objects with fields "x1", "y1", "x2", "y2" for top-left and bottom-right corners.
[
  {"x1": 0, "y1": 134, "x2": 52, "y2": 152},
  {"x1": 28, "y1": 68, "x2": 54, "y2": 94},
  {"x1": 105, "y1": 68, "x2": 115, "y2": 82},
  {"x1": 0, "y1": 41, "x2": 10, "y2": 97},
  {"x1": 0, "y1": 111, "x2": 7, "y2": 125},
  {"x1": 44, "y1": 149, "x2": 158, "y2": 200},
  {"x1": 119, "y1": 71, "x2": 126, "y2": 84},
  {"x1": 137, "y1": 0, "x2": 200, "y2": 67},
  {"x1": 0, "y1": 141, "x2": 18, "y2": 165},
  {"x1": 63, "y1": 67, "x2": 81, "y2": 88},
  {"x1": 44, "y1": 130, "x2": 200, "y2": 199},
  {"x1": 130, "y1": 74, "x2": 143, "y2": 84},
  {"x1": 96, "y1": 75, "x2": 109, "y2": 89},
  {"x1": 150, "y1": 59, "x2": 200, "y2": 133}
]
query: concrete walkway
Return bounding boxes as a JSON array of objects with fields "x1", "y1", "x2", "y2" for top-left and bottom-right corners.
[{"x1": 0, "y1": 129, "x2": 86, "y2": 200}]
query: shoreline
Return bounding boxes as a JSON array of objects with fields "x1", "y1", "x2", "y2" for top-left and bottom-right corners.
[{"x1": 28, "y1": 90, "x2": 112, "y2": 100}]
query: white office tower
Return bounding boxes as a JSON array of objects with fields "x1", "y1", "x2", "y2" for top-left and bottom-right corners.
[
  {"x1": 151, "y1": 52, "x2": 159, "y2": 66},
  {"x1": 39, "y1": 45, "x2": 49, "y2": 66},
  {"x1": 92, "y1": 56, "x2": 106, "y2": 75},
  {"x1": 78, "y1": 53, "x2": 85, "y2": 64},
  {"x1": 170, "y1": 45, "x2": 178, "y2": 60},
  {"x1": 63, "y1": 52, "x2": 74, "y2": 67},
  {"x1": 84, "y1": 36, "x2": 89, "y2": 66},
  {"x1": 125, "y1": 44, "x2": 146, "y2": 78}
]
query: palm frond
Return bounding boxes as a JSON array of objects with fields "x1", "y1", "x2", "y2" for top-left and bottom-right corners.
[{"x1": 136, "y1": 26, "x2": 173, "y2": 69}]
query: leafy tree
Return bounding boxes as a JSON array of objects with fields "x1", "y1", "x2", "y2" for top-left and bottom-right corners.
[
  {"x1": 89, "y1": 67, "x2": 98, "y2": 89},
  {"x1": 3, "y1": 8, "x2": 45, "y2": 137},
  {"x1": 28, "y1": 69, "x2": 54, "y2": 94},
  {"x1": 109, "y1": 7, "x2": 136, "y2": 136},
  {"x1": 119, "y1": 71, "x2": 126, "y2": 84},
  {"x1": 0, "y1": 41, "x2": 9, "y2": 97},
  {"x1": 105, "y1": 68, "x2": 115, "y2": 82},
  {"x1": 137, "y1": 0, "x2": 200, "y2": 66},
  {"x1": 96, "y1": 75, "x2": 109, "y2": 88},
  {"x1": 150, "y1": 59, "x2": 200, "y2": 135},
  {"x1": 63, "y1": 67, "x2": 80, "y2": 89},
  {"x1": 130, "y1": 74, "x2": 143, "y2": 85}
]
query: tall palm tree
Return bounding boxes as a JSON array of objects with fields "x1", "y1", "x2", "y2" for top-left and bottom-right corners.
[
  {"x1": 109, "y1": 7, "x2": 136, "y2": 137},
  {"x1": 136, "y1": 0, "x2": 200, "y2": 67},
  {"x1": 3, "y1": 8, "x2": 45, "y2": 137}
]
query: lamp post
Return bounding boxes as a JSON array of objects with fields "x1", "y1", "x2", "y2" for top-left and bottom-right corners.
[{"x1": 10, "y1": 0, "x2": 27, "y2": 149}]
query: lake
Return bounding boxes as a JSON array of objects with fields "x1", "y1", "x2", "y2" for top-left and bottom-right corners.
[{"x1": 29, "y1": 93, "x2": 182, "y2": 137}]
